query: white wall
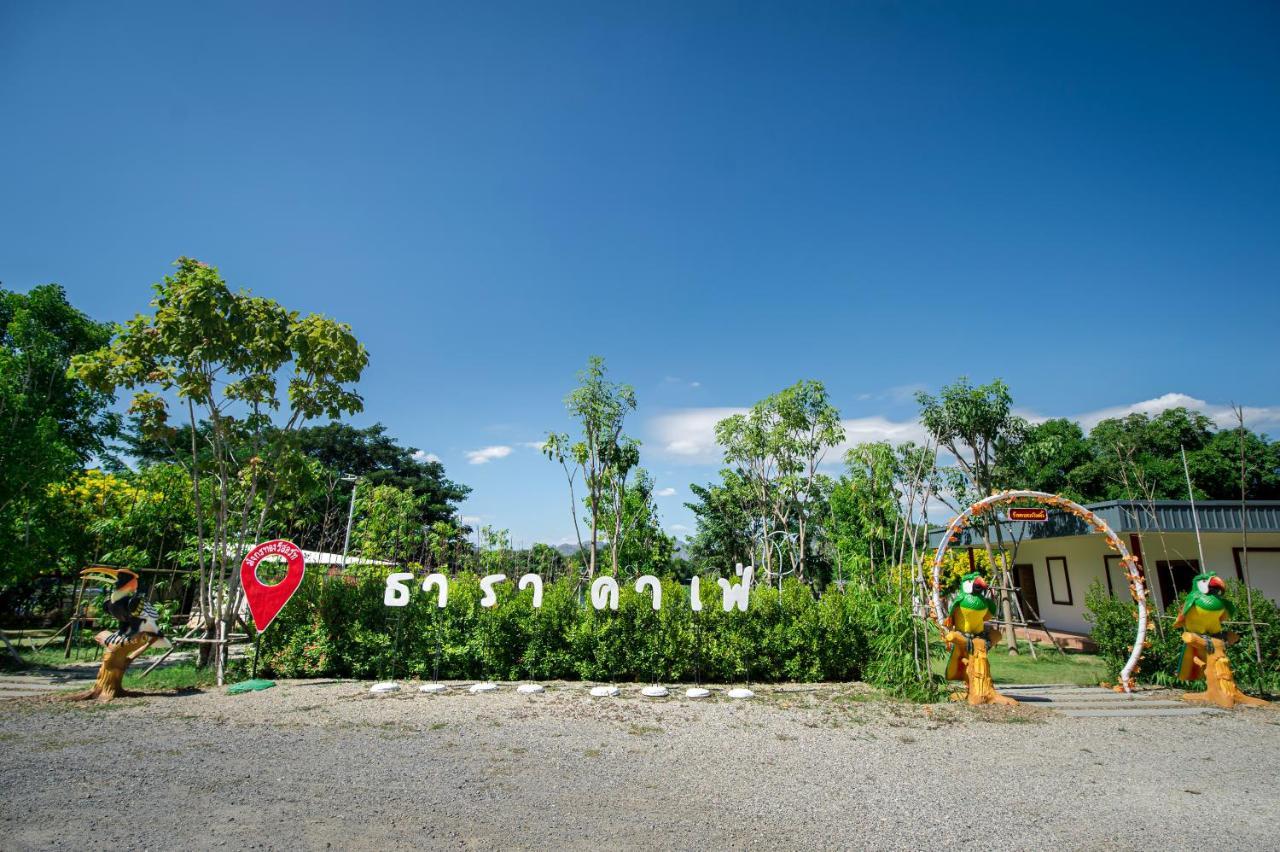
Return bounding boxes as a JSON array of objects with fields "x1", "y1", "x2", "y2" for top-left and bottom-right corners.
[{"x1": 1003, "y1": 531, "x2": 1280, "y2": 634}]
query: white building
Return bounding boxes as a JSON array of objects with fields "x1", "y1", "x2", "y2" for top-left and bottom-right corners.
[{"x1": 930, "y1": 501, "x2": 1280, "y2": 635}]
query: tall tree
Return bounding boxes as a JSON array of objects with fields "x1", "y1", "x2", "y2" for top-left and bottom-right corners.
[
  {"x1": 543, "y1": 356, "x2": 637, "y2": 578},
  {"x1": 594, "y1": 469, "x2": 676, "y2": 578},
  {"x1": 0, "y1": 284, "x2": 116, "y2": 593},
  {"x1": 916, "y1": 377, "x2": 1027, "y2": 652},
  {"x1": 71, "y1": 258, "x2": 368, "y2": 681},
  {"x1": 715, "y1": 379, "x2": 844, "y2": 583}
]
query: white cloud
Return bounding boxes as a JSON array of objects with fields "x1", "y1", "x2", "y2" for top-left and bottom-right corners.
[
  {"x1": 648, "y1": 407, "x2": 746, "y2": 462},
  {"x1": 668, "y1": 523, "x2": 690, "y2": 533},
  {"x1": 1065, "y1": 393, "x2": 1280, "y2": 433},
  {"x1": 655, "y1": 487, "x2": 677, "y2": 497},
  {"x1": 646, "y1": 393, "x2": 1280, "y2": 468},
  {"x1": 465, "y1": 445, "x2": 513, "y2": 465},
  {"x1": 460, "y1": 515, "x2": 482, "y2": 525},
  {"x1": 648, "y1": 407, "x2": 927, "y2": 465},
  {"x1": 412, "y1": 450, "x2": 441, "y2": 464},
  {"x1": 519, "y1": 440, "x2": 549, "y2": 451}
]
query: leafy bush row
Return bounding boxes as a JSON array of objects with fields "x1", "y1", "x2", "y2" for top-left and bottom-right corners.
[
  {"x1": 1085, "y1": 579, "x2": 1280, "y2": 695},
  {"x1": 255, "y1": 573, "x2": 939, "y2": 695}
]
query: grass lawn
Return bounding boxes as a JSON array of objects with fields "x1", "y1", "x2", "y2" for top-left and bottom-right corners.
[
  {"x1": 932, "y1": 640, "x2": 1109, "y2": 686},
  {"x1": 3, "y1": 643, "x2": 225, "y2": 691},
  {"x1": 122, "y1": 661, "x2": 221, "y2": 691}
]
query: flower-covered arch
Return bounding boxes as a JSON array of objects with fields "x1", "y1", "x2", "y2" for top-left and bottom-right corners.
[{"x1": 928, "y1": 489, "x2": 1148, "y2": 693}]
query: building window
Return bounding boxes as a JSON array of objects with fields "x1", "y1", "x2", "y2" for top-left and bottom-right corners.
[
  {"x1": 1103, "y1": 554, "x2": 1130, "y2": 600},
  {"x1": 1046, "y1": 556, "x2": 1073, "y2": 606},
  {"x1": 1155, "y1": 559, "x2": 1199, "y2": 608}
]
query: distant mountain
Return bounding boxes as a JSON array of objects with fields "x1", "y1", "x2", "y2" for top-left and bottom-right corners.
[{"x1": 553, "y1": 541, "x2": 688, "y2": 559}]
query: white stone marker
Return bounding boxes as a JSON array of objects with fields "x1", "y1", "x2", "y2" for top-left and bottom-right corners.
[
  {"x1": 369, "y1": 681, "x2": 400, "y2": 694},
  {"x1": 641, "y1": 685, "x2": 669, "y2": 698},
  {"x1": 418, "y1": 683, "x2": 448, "y2": 694},
  {"x1": 684, "y1": 687, "x2": 711, "y2": 699},
  {"x1": 516, "y1": 684, "x2": 545, "y2": 694},
  {"x1": 469, "y1": 682, "x2": 498, "y2": 694},
  {"x1": 727, "y1": 687, "x2": 754, "y2": 699},
  {"x1": 589, "y1": 685, "x2": 620, "y2": 697}
]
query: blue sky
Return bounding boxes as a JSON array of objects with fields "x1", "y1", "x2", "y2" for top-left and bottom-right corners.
[{"x1": 3, "y1": 2, "x2": 1279, "y2": 546}]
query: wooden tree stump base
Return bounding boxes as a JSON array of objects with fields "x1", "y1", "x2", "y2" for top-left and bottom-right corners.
[
  {"x1": 1180, "y1": 632, "x2": 1270, "y2": 710},
  {"x1": 945, "y1": 631, "x2": 1017, "y2": 706},
  {"x1": 64, "y1": 631, "x2": 156, "y2": 703}
]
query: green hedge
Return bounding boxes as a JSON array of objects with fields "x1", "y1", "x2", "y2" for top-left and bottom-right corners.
[
  {"x1": 1085, "y1": 579, "x2": 1280, "y2": 695},
  {"x1": 253, "y1": 573, "x2": 932, "y2": 690}
]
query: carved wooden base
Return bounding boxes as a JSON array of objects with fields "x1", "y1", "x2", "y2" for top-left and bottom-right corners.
[
  {"x1": 1180, "y1": 632, "x2": 1269, "y2": 709},
  {"x1": 64, "y1": 631, "x2": 155, "y2": 703},
  {"x1": 945, "y1": 631, "x2": 1017, "y2": 706}
]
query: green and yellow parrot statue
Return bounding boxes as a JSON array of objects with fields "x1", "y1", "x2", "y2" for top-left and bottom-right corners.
[
  {"x1": 944, "y1": 572, "x2": 998, "y2": 680},
  {"x1": 1173, "y1": 571, "x2": 1234, "y2": 681},
  {"x1": 1172, "y1": 570, "x2": 1268, "y2": 708},
  {"x1": 942, "y1": 572, "x2": 1015, "y2": 705}
]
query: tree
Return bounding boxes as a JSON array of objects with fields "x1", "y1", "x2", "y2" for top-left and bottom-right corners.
[
  {"x1": 543, "y1": 356, "x2": 637, "y2": 578},
  {"x1": 828, "y1": 441, "x2": 938, "y2": 592},
  {"x1": 125, "y1": 419, "x2": 471, "y2": 554},
  {"x1": 714, "y1": 380, "x2": 845, "y2": 583},
  {"x1": 916, "y1": 377, "x2": 1027, "y2": 652},
  {"x1": 1087, "y1": 408, "x2": 1279, "y2": 502},
  {"x1": 1008, "y1": 418, "x2": 1099, "y2": 503},
  {"x1": 594, "y1": 469, "x2": 676, "y2": 578},
  {"x1": 71, "y1": 258, "x2": 368, "y2": 681},
  {"x1": 292, "y1": 422, "x2": 469, "y2": 526},
  {"x1": 348, "y1": 482, "x2": 425, "y2": 569},
  {"x1": 0, "y1": 284, "x2": 117, "y2": 599},
  {"x1": 685, "y1": 470, "x2": 757, "y2": 574}
]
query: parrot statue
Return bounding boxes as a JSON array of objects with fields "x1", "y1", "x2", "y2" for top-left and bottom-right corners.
[
  {"x1": 80, "y1": 567, "x2": 170, "y2": 649},
  {"x1": 1173, "y1": 570, "x2": 1235, "y2": 682},
  {"x1": 944, "y1": 572, "x2": 998, "y2": 681}
]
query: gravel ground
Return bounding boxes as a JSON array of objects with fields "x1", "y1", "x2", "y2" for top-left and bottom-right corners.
[{"x1": 1, "y1": 680, "x2": 1277, "y2": 851}]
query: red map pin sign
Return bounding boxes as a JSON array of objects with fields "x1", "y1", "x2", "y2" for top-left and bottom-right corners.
[{"x1": 240, "y1": 539, "x2": 306, "y2": 632}]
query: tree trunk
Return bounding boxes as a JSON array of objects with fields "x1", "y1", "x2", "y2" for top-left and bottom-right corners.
[
  {"x1": 987, "y1": 522, "x2": 1019, "y2": 655},
  {"x1": 66, "y1": 632, "x2": 155, "y2": 703}
]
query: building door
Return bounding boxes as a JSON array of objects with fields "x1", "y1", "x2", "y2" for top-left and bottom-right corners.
[
  {"x1": 1014, "y1": 563, "x2": 1039, "y2": 620},
  {"x1": 1156, "y1": 559, "x2": 1199, "y2": 609}
]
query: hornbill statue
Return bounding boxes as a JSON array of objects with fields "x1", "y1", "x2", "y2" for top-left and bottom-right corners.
[{"x1": 80, "y1": 567, "x2": 170, "y2": 649}]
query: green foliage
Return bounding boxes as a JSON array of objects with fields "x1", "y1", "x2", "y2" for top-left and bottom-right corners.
[
  {"x1": 292, "y1": 421, "x2": 469, "y2": 528},
  {"x1": 1008, "y1": 409, "x2": 1280, "y2": 502},
  {"x1": 544, "y1": 356, "x2": 640, "y2": 577},
  {"x1": 348, "y1": 481, "x2": 428, "y2": 567},
  {"x1": 916, "y1": 376, "x2": 1026, "y2": 503},
  {"x1": 713, "y1": 379, "x2": 845, "y2": 583},
  {"x1": 0, "y1": 284, "x2": 117, "y2": 594},
  {"x1": 70, "y1": 257, "x2": 369, "y2": 659},
  {"x1": 254, "y1": 573, "x2": 955, "y2": 695},
  {"x1": 1085, "y1": 580, "x2": 1280, "y2": 695},
  {"x1": 685, "y1": 470, "x2": 758, "y2": 574}
]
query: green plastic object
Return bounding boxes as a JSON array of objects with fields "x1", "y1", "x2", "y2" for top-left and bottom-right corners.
[{"x1": 227, "y1": 678, "x2": 276, "y2": 694}]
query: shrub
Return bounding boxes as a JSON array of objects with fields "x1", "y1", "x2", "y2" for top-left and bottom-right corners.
[
  {"x1": 255, "y1": 572, "x2": 924, "y2": 689},
  {"x1": 1085, "y1": 579, "x2": 1280, "y2": 695}
]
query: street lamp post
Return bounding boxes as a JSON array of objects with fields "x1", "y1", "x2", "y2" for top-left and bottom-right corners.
[{"x1": 340, "y1": 474, "x2": 360, "y2": 572}]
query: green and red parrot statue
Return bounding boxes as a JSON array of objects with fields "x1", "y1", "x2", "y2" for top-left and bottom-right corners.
[
  {"x1": 1173, "y1": 570, "x2": 1267, "y2": 709},
  {"x1": 942, "y1": 572, "x2": 1015, "y2": 705}
]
